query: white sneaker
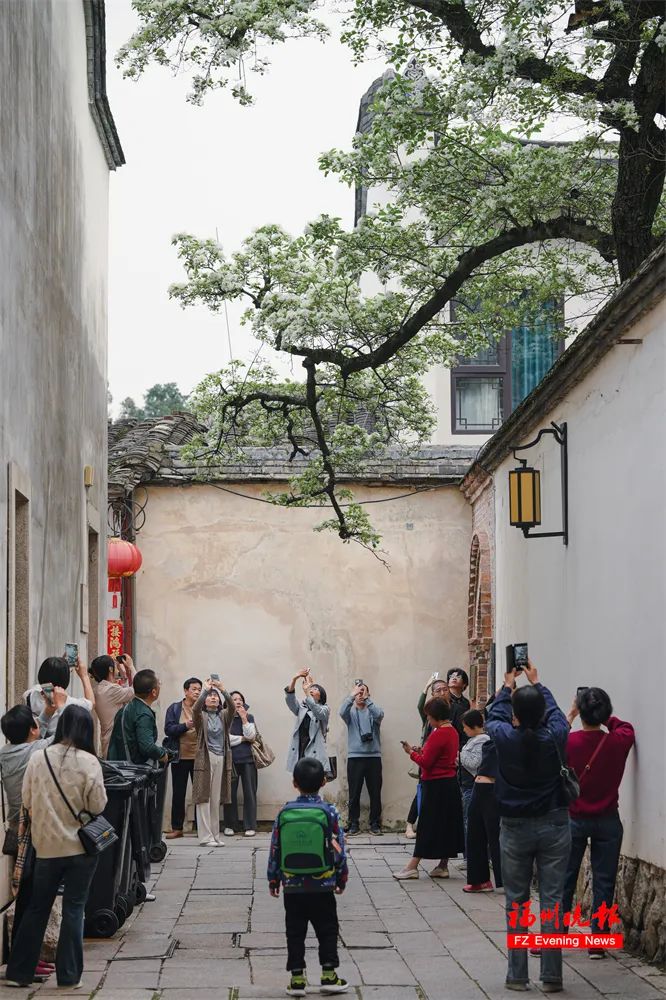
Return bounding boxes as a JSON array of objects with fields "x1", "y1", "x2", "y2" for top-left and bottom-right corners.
[
  {"x1": 214, "y1": 838, "x2": 225, "y2": 847},
  {"x1": 244, "y1": 830, "x2": 256, "y2": 837},
  {"x1": 199, "y1": 838, "x2": 216, "y2": 847},
  {"x1": 223, "y1": 828, "x2": 235, "y2": 836}
]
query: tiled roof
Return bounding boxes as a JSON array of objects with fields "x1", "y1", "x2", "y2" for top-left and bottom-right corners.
[
  {"x1": 108, "y1": 412, "x2": 205, "y2": 500},
  {"x1": 153, "y1": 444, "x2": 479, "y2": 486},
  {"x1": 107, "y1": 412, "x2": 478, "y2": 493}
]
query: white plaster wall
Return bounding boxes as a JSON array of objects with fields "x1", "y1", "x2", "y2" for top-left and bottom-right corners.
[
  {"x1": 493, "y1": 298, "x2": 666, "y2": 868},
  {"x1": 0, "y1": 0, "x2": 111, "y2": 708},
  {"x1": 134, "y1": 483, "x2": 472, "y2": 825}
]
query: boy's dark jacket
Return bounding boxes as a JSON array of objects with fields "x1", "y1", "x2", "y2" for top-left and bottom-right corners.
[{"x1": 267, "y1": 794, "x2": 348, "y2": 893}]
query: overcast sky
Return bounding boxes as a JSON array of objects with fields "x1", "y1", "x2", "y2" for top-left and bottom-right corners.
[{"x1": 105, "y1": 2, "x2": 377, "y2": 413}]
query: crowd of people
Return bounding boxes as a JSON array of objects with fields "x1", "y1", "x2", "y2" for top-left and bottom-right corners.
[
  {"x1": 0, "y1": 649, "x2": 635, "y2": 996},
  {"x1": 385, "y1": 660, "x2": 635, "y2": 995}
]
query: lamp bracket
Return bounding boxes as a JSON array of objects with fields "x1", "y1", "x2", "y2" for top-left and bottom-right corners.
[
  {"x1": 509, "y1": 422, "x2": 568, "y2": 546},
  {"x1": 510, "y1": 421, "x2": 566, "y2": 468}
]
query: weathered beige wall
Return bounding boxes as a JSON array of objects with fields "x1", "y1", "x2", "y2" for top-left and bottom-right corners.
[{"x1": 134, "y1": 482, "x2": 472, "y2": 826}]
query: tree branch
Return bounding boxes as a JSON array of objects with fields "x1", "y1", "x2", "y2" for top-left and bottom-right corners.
[{"x1": 339, "y1": 217, "x2": 614, "y2": 375}]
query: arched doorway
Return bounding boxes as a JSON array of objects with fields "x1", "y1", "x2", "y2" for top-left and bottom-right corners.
[{"x1": 467, "y1": 532, "x2": 493, "y2": 703}]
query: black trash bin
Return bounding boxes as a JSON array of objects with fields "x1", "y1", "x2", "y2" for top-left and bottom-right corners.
[
  {"x1": 148, "y1": 765, "x2": 168, "y2": 863},
  {"x1": 84, "y1": 765, "x2": 143, "y2": 938}
]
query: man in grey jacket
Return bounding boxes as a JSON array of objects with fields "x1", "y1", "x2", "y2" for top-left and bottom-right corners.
[{"x1": 339, "y1": 683, "x2": 384, "y2": 836}]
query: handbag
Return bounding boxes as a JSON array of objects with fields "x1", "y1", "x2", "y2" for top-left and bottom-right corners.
[
  {"x1": 326, "y1": 756, "x2": 337, "y2": 781},
  {"x1": 0, "y1": 768, "x2": 18, "y2": 857},
  {"x1": 44, "y1": 749, "x2": 118, "y2": 856},
  {"x1": 250, "y1": 731, "x2": 276, "y2": 770},
  {"x1": 546, "y1": 729, "x2": 580, "y2": 804},
  {"x1": 408, "y1": 767, "x2": 420, "y2": 780},
  {"x1": 11, "y1": 808, "x2": 35, "y2": 896}
]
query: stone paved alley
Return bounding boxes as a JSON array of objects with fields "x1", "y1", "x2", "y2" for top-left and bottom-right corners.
[{"x1": 2, "y1": 835, "x2": 665, "y2": 1000}]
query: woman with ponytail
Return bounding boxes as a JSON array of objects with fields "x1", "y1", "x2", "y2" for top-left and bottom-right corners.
[{"x1": 486, "y1": 661, "x2": 570, "y2": 994}]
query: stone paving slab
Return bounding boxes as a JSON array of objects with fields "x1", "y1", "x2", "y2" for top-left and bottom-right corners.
[{"x1": 3, "y1": 834, "x2": 664, "y2": 1000}]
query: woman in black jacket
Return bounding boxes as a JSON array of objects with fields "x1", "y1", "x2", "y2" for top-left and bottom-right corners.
[{"x1": 223, "y1": 692, "x2": 257, "y2": 837}]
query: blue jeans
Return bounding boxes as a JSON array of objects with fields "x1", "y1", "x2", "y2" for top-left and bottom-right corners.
[
  {"x1": 7, "y1": 853, "x2": 98, "y2": 986},
  {"x1": 501, "y1": 808, "x2": 571, "y2": 986},
  {"x1": 562, "y1": 812, "x2": 623, "y2": 934}
]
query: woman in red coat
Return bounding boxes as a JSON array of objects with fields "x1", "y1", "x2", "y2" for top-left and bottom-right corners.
[{"x1": 393, "y1": 698, "x2": 464, "y2": 880}]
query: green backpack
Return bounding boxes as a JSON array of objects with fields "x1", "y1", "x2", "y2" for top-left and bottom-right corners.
[{"x1": 278, "y1": 803, "x2": 335, "y2": 876}]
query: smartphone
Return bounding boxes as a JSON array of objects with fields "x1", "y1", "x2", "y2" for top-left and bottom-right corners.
[
  {"x1": 577, "y1": 686, "x2": 588, "y2": 699},
  {"x1": 506, "y1": 643, "x2": 528, "y2": 674},
  {"x1": 41, "y1": 683, "x2": 54, "y2": 701},
  {"x1": 354, "y1": 678, "x2": 364, "y2": 687},
  {"x1": 64, "y1": 642, "x2": 78, "y2": 668},
  {"x1": 116, "y1": 654, "x2": 126, "y2": 664},
  {"x1": 432, "y1": 671, "x2": 440, "y2": 680},
  {"x1": 210, "y1": 673, "x2": 220, "y2": 681}
]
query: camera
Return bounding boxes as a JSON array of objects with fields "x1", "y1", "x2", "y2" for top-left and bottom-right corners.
[
  {"x1": 360, "y1": 732, "x2": 374, "y2": 743},
  {"x1": 506, "y1": 643, "x2": 528, "y2": 674}
]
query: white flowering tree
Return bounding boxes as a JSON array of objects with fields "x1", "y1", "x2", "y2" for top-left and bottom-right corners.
[{"x1": 120, "y1": 1, "x2": 665, "y2": 548}]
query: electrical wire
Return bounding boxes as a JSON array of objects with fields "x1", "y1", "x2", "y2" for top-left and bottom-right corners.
[{"x1": 201, "y1": 480, "x2": 449, "y2": 508}]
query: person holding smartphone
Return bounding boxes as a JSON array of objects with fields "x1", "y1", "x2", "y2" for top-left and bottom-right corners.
[
  {"x1": 89, "y1": 653, "x2": 137, "y2": 758},
  {"x1": 24, "y1": 656, "x2": 95, "y2": 737},
  {"x1": 393, "y1": 697, "x2": 463, "y2": 880},
  {"x1": 486, "y1": 660, "x2": 570, "y2": 993},
  {"x1": 339, "y1": 682, "x2": 384, "y2": 836},
  {"x1": 285, "y1": 667, "x2": 330, "y2": 774},
  {"x1": 191, "y1": 677, "x2": 236, "y2": 846},
  {"x1": 405, "y1": 673, "x2": 451, "y2": 838},
  {"x1": 563, "y1": 687, "x2": 635, "y2": 959}
]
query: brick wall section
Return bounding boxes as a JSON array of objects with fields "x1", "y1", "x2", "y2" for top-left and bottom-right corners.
[{"x1": 461, "y1": 467, "x2": 496, "y2": 703}]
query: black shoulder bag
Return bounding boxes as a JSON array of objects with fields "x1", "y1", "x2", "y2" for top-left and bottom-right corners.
[
  {"x1": 546, "y1": 729, "x2": 580, "y2": 804},
  {"x1": 44, "y1": 749, "x2": 118, "y2": 856}
]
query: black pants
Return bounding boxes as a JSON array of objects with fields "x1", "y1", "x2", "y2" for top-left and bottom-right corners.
[
  {"x1": 170, "y1": 759, "x2": 195, "y2": 830},
  {"x1": 7, "y1": 854, "x2": 98, "y2": 987},
  {"x1": 284, "y1": 892, "x2": 339, "y2": 972},
  {"x1": 347, "y1": 756, "x2": 382, "y2": 827},
  {"x1": 223, "y1": 762, "x2": 258, "y2": 831},
  {"x1": 466, "y1": 783, "x2": 502, "y2": 887},
  {"x1": 407, "y1": 793, "x2": 418, "y2": 825}
]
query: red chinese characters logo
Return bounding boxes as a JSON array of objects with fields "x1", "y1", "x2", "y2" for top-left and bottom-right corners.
[{"x1": 508, "y1": 901, "x2": 621, "y2": 931}]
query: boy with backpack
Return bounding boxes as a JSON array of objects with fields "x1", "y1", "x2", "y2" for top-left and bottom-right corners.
[{"x1": 268, "y1": 757, "x2": 349, "y2": 997}]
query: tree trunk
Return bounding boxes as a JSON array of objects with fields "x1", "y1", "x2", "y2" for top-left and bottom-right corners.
[{"x1": 612, "y1": 123, "x2": 665, "y2": 282}]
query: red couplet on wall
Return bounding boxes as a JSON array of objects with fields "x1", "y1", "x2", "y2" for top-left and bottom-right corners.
[{"x1": 107, "y1": 620, "x2": 124, "y2": 658}]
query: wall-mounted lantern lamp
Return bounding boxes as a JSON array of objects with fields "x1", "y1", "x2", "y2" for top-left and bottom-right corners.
[{"x1": 508, "y1": 422, "x2": 568, "y2": 545}]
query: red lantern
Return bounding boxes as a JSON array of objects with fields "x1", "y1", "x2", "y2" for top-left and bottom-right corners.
[{"x1": 107, "y1": 538, "x2": 143, "y2": 579}]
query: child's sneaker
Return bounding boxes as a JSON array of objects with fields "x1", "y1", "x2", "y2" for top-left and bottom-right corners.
[
  {"x1": 320, "y1": 969, "x2": 349, "y2": 994},
  {"x1": 286, "y1": 972, "x2": 307, "y2": 996}
]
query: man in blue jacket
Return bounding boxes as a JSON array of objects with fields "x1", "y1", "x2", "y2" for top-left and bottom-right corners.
[
  {"x1": 339, "y1": 683, "x2": 384, "y2": 836},
  {"x1": 486, "y1": 661, "x2": 570, "y2": 994}
]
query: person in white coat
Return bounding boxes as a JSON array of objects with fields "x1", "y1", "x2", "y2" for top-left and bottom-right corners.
[{"x1": 284, "y1": 668, "x2": 330, "y2": 774}]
